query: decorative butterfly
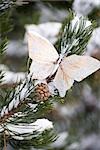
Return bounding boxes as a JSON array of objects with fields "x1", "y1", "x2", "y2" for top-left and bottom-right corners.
[{"x1": 27, "y1": 31, "x2": 100, "y2": 97}]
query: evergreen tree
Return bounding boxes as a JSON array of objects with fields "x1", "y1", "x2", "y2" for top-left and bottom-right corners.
[{"x1": 0, "y1": 1, "x2": 99, "y2": 150}]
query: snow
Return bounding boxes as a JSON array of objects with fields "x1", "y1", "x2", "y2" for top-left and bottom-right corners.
[
  {"x1": 1, "y1": 71, "x2": 25, "y2": 85},
  {"x1": 0, "y1": 119, "x2": 53, "y2": 140},
  {"x1": 24, "y1": 22, "x2": 62, "y2": 44},
  {"x1": 37, "y1": 3, "x2": 67, "y2": 23},
  {"x1": 0, "y1": 125, "x2": 4, "y2": 132},
  {"x1": 0, "y1": 74, "x2": 33, "y2": 118},
  {"x1": 28, "y1": 103, "x2": 38, "y2": 111},
  {"x1": 0, "y1": 65, "x2": 25, "y2": 86},
  {"x1": 34, "y1": 79, "x2": 47, "y2": 86},
  {"x1": 33, "y1": 118, "x2": 53, "y2": 132},
  {"x1": 68, "y1": 142, "x2": 79, "y2": 150},
  {"x1": 87, "y1": 27, "x2": 100, "y2": 55},
  {"x1": 58, "y1": 105, "x2": 80, "y2": 118},
  {"x1": 5, "y1": 22, "x2": 61, "y2": 57},
  {"x1": 48, "y1": 82, "x2": 57, "y2": 96},
  {"x1": 71, "y1": 15, "x2": 91, "y2": 32},
  {"x1": 80, "y1": 134, "x2": 100, "y2": 150},
  {"x1": 0, "y1": 64, "x2": 9, "y2": 71},
  {"x1": 73, "y1": 0, "x2": 100, "y2": 16},
  {"x1": 1, "y1": 106, "x2": 6, "y2": 117},
  {"x1": 8, "y1": 100, "x2": 15, "y2": 112},
  {"x1": 51, "y1": 132, "x2": 68, "y2": 148},
  {"x1": 6, "y1": 40, "x2": 28, "y2": 57}
]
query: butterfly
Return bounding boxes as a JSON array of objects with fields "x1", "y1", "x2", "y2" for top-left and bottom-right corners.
[{"x1": 27, "y1": 31, "x2": 100, "y2": 97}]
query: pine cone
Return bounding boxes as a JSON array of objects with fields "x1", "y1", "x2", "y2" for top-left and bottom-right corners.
[{"x1": 35, "y1": 83, "x2": 51, "y2": 101}]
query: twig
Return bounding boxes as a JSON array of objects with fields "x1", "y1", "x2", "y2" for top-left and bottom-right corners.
[
  {"x1": 3, "y1": 130, "x2": 7, "y2": 150},
  {"x1": 0, "y1": 99, "x2": 29, "y2": 124}
]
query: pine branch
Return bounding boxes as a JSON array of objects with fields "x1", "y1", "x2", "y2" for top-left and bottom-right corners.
[
  {"x1": 0, "y1": 0, "x2": 14, "y2": 64},
  {"x1": 0, "y1": 9, "x2": 13, "y2": 37},
  {"x1": 0, "y1": 0, "x2": 13, "y2": 12},
  {"x1": 8, "y1": 129, "x2": 57, "y2": 149},
  {"x1": 57, "y1": 12, "x2": 94, "y2": 56},
  {"x1": 0, "y1": 74, "x2": 54, "y2": 125},
  {"x1": 0, "y1": 74, "x2": 34, "y2": 122},
  {"x1": 0, "y1": 1, "x2": 56, "y2": 148},
  {"x1": 0, "y1": 75, "x2": 56, "y2": 146},
  {"x1": 0, "y1": 4, "x2": 97, "y2": 148},
  {"x1": 0, "y1": 71, "x2": 4, "y2": 83},
  {"x1": 0, "y1": 38, "x2": 8, "y2": 55}
]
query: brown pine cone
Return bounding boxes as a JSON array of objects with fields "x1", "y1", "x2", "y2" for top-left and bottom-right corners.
[{"x1": 35, "y1": 83, "x2": 51, "y2": 101}]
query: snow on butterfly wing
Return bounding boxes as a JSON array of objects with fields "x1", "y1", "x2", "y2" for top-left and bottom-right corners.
[
  {"x1": 30, "y1": 61, "x2": 55, "y2": 80},
  {"x1": 27, "y1": 31, "x2": 59, "y2": 63},
  {"x1": 53, "y1": 66, "x2": 74, "y2": 97},
  {"x1": 61, "y1": 54, "x2": 100, "y2": 82}
]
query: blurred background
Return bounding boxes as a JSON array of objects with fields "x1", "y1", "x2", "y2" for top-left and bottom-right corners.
[{"x1": 0, "y1": 0, "x2": 100, "y2": 150}]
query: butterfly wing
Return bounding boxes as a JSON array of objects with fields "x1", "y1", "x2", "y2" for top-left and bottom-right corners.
[
  {"x1": 27, "y1": 31, "x2": 59, "y2": 62},
  {"x1": 30, "y1": 61, "x2": 55, "y2": 80},
  {"x1": 61, "y1": 54, "x2": 100, "y2": 82},
  {"x1": 27, "y1": 31, "x2": 59, "y2": 80},
  {"x1": 53, "y1": 67, "x2": 74, "y2": 97},
  {"x1": 53, "y1": 54, "x2": 100, "y2": 97}
]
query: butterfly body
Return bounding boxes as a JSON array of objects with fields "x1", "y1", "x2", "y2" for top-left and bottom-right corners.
[{"x1": 27, "y1": 30, "x2": 100, "y2": 97}]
